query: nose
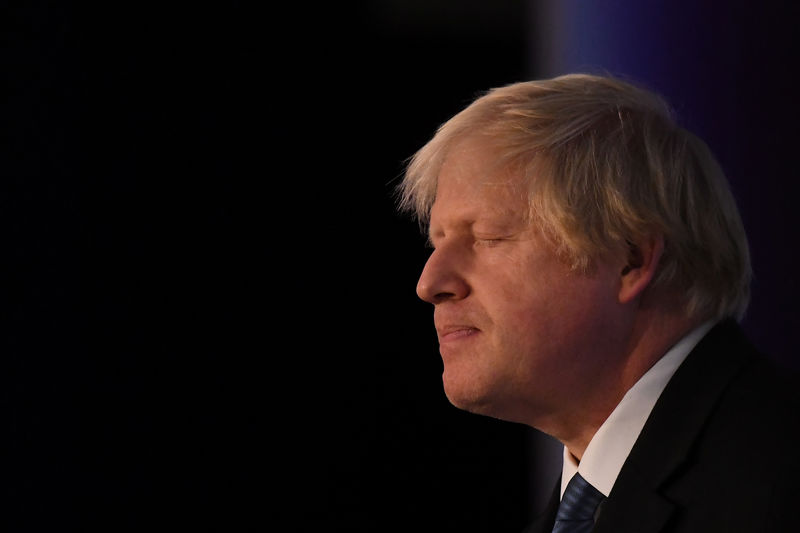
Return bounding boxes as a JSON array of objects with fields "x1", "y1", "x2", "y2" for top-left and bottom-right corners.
[{"x1": 416, "y1": 246, "x2": 470, "y2": 304}]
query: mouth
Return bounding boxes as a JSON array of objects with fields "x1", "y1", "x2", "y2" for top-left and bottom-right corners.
[{"x1": 437, "y1": 325, "x2": 481, "y2": 343}]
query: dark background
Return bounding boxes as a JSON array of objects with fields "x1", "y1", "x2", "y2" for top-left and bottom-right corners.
[{"x1": 3, "y1": 1, "x2": 798, "y2": 531}]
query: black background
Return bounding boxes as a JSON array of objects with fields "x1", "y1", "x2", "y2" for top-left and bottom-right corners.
[{"x1": 3, "y1": 2, "x2": 798, "y2": 532}]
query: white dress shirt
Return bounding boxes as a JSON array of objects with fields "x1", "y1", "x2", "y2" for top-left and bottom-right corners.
[{"x1": 560, "y1": 321, "x2": 715, "y2": 498}]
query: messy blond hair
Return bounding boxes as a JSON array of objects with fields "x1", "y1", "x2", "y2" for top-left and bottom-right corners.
[{"x1": 398, "y1": 74, "x2": 751, "y2": 321}]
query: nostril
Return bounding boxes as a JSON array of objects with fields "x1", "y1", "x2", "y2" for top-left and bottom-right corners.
[
  {"x1": 416, "y1": 247, "x2": 470, "y2": 303},
  {"x1": 433, "y1": 289, "x2": 457, "y2": 303}
]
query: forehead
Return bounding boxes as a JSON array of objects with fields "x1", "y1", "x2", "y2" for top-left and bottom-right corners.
[{"x1": 430, "y1": 136, "x2": 529, "y2": 227}]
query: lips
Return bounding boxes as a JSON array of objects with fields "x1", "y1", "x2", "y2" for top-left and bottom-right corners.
[{"x1": 436, "y1": 325, "x2": 481, "y2": 343}]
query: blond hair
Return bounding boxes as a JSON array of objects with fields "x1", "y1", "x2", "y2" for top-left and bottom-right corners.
[{"x1": 398, "y1": 74, "x2": 751, "y2": 321}]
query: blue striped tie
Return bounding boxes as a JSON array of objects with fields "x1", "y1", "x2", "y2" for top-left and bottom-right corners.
[{"x1": 552, "y1": 473, "x2": 605, "y2": 533}]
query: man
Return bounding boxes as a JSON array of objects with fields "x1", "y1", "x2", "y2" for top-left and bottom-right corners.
[{"x1": 398, "y1": 74, "x2": 799, "y2": 532}]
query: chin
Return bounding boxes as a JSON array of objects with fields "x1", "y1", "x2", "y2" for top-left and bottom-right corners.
[{"x1": 442, "y1": 373, "x2": 499, "y2": 416}]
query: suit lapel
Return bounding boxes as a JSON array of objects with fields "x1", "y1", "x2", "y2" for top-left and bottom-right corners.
[
  {"x1": 592, "y1": 320, "x2": 755, "y2": 533},
  {"x1": 521, "y1": 481, "x2": 560, "y2": 533}
]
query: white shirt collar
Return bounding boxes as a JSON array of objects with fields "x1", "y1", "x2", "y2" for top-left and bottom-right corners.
[{"x1": 560, "y1": 321, "x2": 715, "y2": 498}]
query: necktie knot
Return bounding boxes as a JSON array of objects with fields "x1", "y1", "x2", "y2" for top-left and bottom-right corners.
[{"x1": 552, "y1": 473, "x2": 605, "y2": 533}]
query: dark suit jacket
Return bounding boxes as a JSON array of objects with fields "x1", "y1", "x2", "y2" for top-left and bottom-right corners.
[{"x1": 523, "y1": 320, "x2": 800, "y2": 533}]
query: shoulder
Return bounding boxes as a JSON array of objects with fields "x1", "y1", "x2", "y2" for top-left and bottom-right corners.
[
  {"x1": 601, "y1": 320, "x2": 800, "y2": 531},
  {"x1": 695, "y1": 348, "x2": 800, "y2": 469},
  {"x1": 692, "y1": 321, "x2": 800, "y2": 457},
  {"x1": 661, "y1": 319, "x2": 799, "y2": 472}
]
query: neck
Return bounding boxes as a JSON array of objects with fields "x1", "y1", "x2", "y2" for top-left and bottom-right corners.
[{"x1": 557, "y1": 308, "x2": 702, "y2": 461}]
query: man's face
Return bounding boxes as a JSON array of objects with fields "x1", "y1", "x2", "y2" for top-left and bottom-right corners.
[{"x1": 416, "y1": 136, "x2": 628, "y2": 428}]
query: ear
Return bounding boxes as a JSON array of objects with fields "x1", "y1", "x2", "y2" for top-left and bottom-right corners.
[{"x1": 618, "y1": 234, "x2": 664, "y2": 305}]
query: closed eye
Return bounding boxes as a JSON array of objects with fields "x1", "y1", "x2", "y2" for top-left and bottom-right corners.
[{"x1": 475, "y1": 238, "x2": 505, "y2": 247}]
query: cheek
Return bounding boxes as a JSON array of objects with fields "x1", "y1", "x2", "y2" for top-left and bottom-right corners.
[
  {"x1": 486, "y1": 279, "x2": 558, "y2": 355},
  {"x1": 492, "y1": 269, "x2": 616, "y2": 350},
  {"x1": 477, "y1": 245, "x2": 619, "y2": 335}
]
